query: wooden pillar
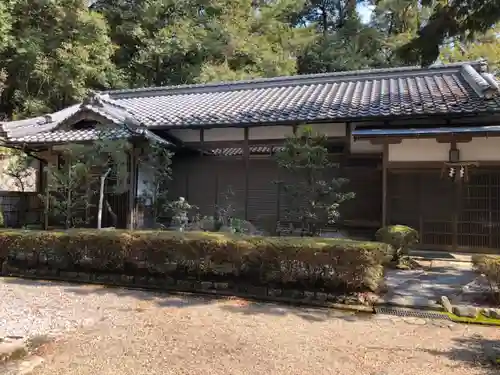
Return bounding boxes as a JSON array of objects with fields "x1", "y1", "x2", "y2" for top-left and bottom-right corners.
[
  {"x1": 185, "y1": 174, "x2": 189, "y2": 201},
  {"x1": 244, "y1": 127, "x2": 249, "y2": 220},
  {"x1": 451, "y1": 140, "x2": 458, "y2": 251},
  {"x1": 36, "y1": 159, "x2": 44, "y2": 194},
  {"x1": 382, "y1": 143, "x2": 389, "y2": 227},
  {"x1": 199, "y1": 129, "x2": 204, "y2": 155},
  {"x1": 214, "y1": 172, "x2": 219, "y2": 216},
  {"x1": 418, "y1": 173, "x2": 424, "y2": 239},
  {"x1": 127, "y1": 146, "x2": 138, "y2": 230},
  {"x1": 43, "y1": 165, "x2": 49, "y2": 231}
]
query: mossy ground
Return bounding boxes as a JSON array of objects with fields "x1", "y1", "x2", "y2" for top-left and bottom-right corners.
[{"x1": 444, "y1": 311, "x2": 500, "y2": 326}]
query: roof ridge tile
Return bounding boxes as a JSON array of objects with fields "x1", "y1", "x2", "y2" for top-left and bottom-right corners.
[{"x1": 104, "y1": 60, "x2": 488, "y2": 99}]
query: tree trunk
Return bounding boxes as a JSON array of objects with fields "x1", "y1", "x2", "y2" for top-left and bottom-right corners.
[
  {"x1": 105, "y1": 199, "x2": 118, "y2": 228},
  {"x1": 97, "y1": 168, "x2": 112, "y2": 229}
]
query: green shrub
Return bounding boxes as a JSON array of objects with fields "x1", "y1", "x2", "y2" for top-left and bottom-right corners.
[
  {"x1": 0, "y1": 229, "x2": 390, "y2": 292},
  {"x1": 375, "y1": 225, "x2": 419, "y2": 266},
  {"x1": 0, "y1": 210, "x2": 4, "y2": 228},
  {"x1": 472, "y1": 254, "x2": 500, "y2": 304}
]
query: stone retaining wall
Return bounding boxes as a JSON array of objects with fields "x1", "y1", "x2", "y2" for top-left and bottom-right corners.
[{"x1": 0, "y1": 260, "x2": 373, "y2": 312}]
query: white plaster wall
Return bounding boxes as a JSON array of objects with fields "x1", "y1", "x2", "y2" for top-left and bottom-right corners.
[
  {"x1": 249, "y1": 125, "x2": 294, "y2": 140},
  {"x1": 459, "y1": 138, "x2": 500, "y2": 161},
  {"x1": 168, "y1": 129, "x2": 202, "y2": 142},
  {"x1": 389, "y1": 137, "x2": 500, "y2": 162},
  {"x1": 169, "y1": 123, "x2": 346, "y2": 142},
  {"x1": 389, "y1": 139, "x2": 449, "y2": 162}
]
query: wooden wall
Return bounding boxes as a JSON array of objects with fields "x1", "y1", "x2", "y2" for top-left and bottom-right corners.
[
  {"x1": 169, "y1": 154, "x2": 382, "y2": 234},
  {"x1": 388, "y1": 167, "x2": 500, "y2": 252}
]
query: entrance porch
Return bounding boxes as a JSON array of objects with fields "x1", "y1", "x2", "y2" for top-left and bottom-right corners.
[{"x1": 354, "y1": 124, "x2": 500, "y2": 253}]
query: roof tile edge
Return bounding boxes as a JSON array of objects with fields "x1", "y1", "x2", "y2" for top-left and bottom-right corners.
[{"x1": 105, "y1": 60, "x2": 489, "y2": 99}]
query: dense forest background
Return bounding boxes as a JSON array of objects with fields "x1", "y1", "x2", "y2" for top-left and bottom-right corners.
[{"x1": 0, "y1": 0, "x2": 498, "y2": 120}]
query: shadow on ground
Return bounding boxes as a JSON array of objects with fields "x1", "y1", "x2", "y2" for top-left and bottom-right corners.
[
  {"x1": 425, "y1": 336, "x2": 500, "y2": 374},
  {"x1": 218, "y1": 302, "x2": 371, "y2": 323},
  {"x1": 2, "y1": 277, "x2": 370, "y2": 322}
]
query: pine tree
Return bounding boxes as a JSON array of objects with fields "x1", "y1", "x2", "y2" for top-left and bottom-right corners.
[{"x1": 275, "y1": 127, "x2": 355, "y2": 236}]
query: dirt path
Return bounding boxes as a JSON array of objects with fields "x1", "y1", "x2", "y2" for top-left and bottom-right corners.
[{"x1": 1, "y1": 278, "x2": 499, "y2": 375}]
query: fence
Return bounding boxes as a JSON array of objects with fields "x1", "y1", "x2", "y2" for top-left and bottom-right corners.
[{"x1": 0, "y1": 191, "x2": 43, "y2": 228}]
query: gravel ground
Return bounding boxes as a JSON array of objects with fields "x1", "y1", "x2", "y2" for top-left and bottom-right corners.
[{"x1": 1, "y1": 277, "x2": 499, "y2": 375}]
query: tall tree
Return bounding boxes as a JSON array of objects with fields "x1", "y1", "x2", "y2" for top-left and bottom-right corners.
[
  {"x1": 0, "y1": 0, "x2": 122, "y2": 119},
  {"x1": 398, "y1": 0, "x2": 500, "y2": 66},
  {"x1": 0, "y1": 1, "x2": 13, "y2": 109},
  {"x1": 440, "y1": 23, "x2": 500, "y2": 73},
  {"x1": 294, "y1": 1, "x2": 396, "y2": 74},
  {"x1": 370, "y1": 0, "x2": 431, "y2": 66},
  {"x1": 96, "y1": 0, "x2": 313, "y2": 87}
]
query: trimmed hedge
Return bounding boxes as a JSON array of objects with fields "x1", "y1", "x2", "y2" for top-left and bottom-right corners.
[
  {"x1": 472, "y1": 254, "x2": 500, "y2": 304},
  {"x1": 0, "y1": 230, "x2": 390, "y2": 293}
]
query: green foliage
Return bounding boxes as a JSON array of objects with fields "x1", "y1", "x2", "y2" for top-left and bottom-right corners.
[
  {"x1": 440, "y1": 23, "x2": 500, "y2": 74},
  {"x1": 0, "y1": 0, "x2": 123, "y2": 119},
  {"x1": 95, "y1": 0, "x2": 312, "y2": 87},
  {"x1": 398, "y1": 0, "x2": 500, "y2": 65},
  {"x1": 0, "y1": 0, "x2": 498, "y2": 119},
  {"x1": 275, "y1": 127, "x2": 355, "y2": 235},
  {"x1": 0, "y1": 229, "x2": 391, "y2": 292},
  {"x1": 472, "y1": 254, "x2": 500, "y2": 305},
  {"x1": 5, "y1": 149, "x2": 35, "y2": 191},
  {"x1": 42, "y1": 136, "x2": 131, "y2": 229},
  {"x1": 0, "y1": 210, "x2": 4, "y2": 228},
  {"x1": 375, "y1": 225, "x2": 419, "y2": 266},
  {"x1": 137, "y1": 142, "x2": 173, "y2": 225}
]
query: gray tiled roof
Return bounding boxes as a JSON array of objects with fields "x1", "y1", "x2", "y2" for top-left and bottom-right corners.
[
  {"x1": 8, "y1": 128, "x2": 134, "y2": 144},
  {"x1": 7, "y1": 125, "x2": 170, "y2": 146},
  {"x1": 210, "y1": 146, "x2": 284, "y2": 156},
  {"x1": 2, "y1": 60, "x2": 500, "y2": 144},
  {"x1": 101, "y1": 60, "x2": 500, "y2": 128}
]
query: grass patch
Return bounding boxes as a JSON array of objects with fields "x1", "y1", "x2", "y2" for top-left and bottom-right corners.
[{"x1": 445, "y1": 312, "x2": 500, "y2": 326}]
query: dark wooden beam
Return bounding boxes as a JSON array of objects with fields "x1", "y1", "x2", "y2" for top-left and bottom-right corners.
[
  {"x1": 436, "y1": 135, "x2": 472, "y2": 143},
  {"x1": 382, "y1": 143, "x2": 388, "y2": 227},
  {"x1": 199, "y1": 129, "x2": 204, "y2": 156},
  {"x1": 369, "y1": 137, "x2": 403, "y2": 145},
  {"x1": 183, "y1": 137, "x2": 347, "y2": 149},
  {"x1": 345, "y1": 122, "x2": 352, "y2": 155},
  {"x1": 244, "y1": 127, "x2": 249, "y2": 220},
  {"x1": 127, "y1": 146, "x2": 137, "y2": 229}
]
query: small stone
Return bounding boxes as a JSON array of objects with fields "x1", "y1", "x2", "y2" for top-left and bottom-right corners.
[
  {"x1": 200, "y1": 281, "x2": 213, "y2": 290},
  {"x1": 62, "y1": 271, "x2": 78, "y2": 279},
  {"x1": 134, "y1": 276, "x2": 149, "y2": 286},
  {"x1": 327, "y1": 293, "x2": 339, "y2": 302},
  {"x1": 440, "y1": 296, "x2": 453, "y2": 313},
  {"x1": 482, "y1": 308, "x2": 500, "y2": 319},
  {"x1": 402, "y1": 317, "x2": 427, "y2": 325},
  {"x1": 267, "y1": 288, "x2": 282, "y2": 297},
  {"x1": 213, "y1": 282, "x2": 229, "y2": 290},
  {"x1": 176, "y1": 280, "x2": 194, "y2": 290},
  {"x1": 452, "y1": 305, "x2": 479, "y2": 318},
  {"x1": 121, "y1": 275, "x2": 134, "y2": 284},
  {"x1": 316, "y1": 292, "x2": 327, "y2": 301},
  {"x1": 304, "y1": 291, "x2": 315, "y2": 300},
  {"x1": 0, "y1": 338, "x2": 28, "y2": 361},
  {"x1": 1, "y1": 260, "x2": 10, "y2": 275}
]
